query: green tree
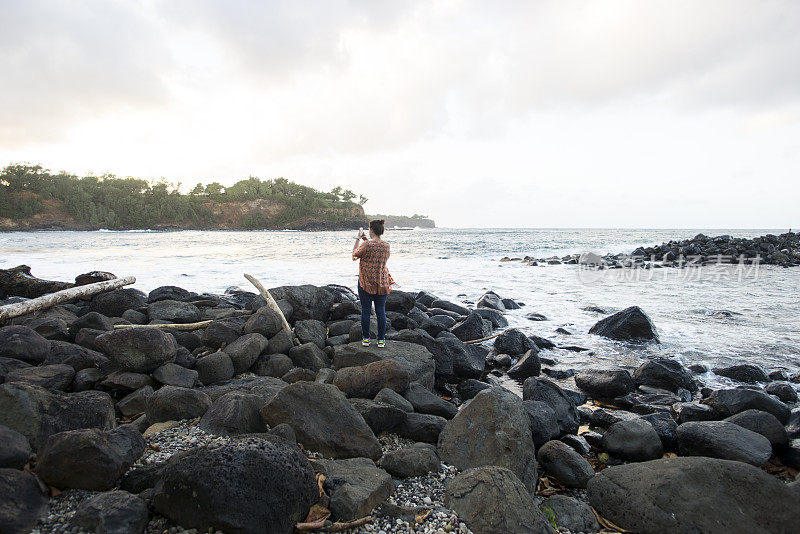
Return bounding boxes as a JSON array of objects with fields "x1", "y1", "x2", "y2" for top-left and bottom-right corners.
[{"x1": 204, "y1": 182, "x2": 224, "y2": 196}]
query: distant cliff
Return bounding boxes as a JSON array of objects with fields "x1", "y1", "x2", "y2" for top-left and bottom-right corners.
[{"x1": 368, "y1": 214, "x2": 436, "y2": 228}]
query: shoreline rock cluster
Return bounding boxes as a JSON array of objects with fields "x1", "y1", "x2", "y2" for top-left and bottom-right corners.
[
  {"x1": 501, "y1": 231, "x2": 800, "y2": 267},
  {"x1": 1, "y1": 277, "x2": 799, "y2": 533}
]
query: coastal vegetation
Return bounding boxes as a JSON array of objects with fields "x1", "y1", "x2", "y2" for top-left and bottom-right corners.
[{"x1": 0, "y1": 164, "x2": 372, "y2": 230}]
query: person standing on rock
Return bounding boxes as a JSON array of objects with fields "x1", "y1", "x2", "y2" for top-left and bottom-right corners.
[{"x1": 352, "y1": 219, "x2": 396, "y2": 347}]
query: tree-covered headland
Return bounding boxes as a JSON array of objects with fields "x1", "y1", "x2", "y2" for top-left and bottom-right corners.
[{"x1": 0, "y1": 164, "x2": 371, "y2": 230}]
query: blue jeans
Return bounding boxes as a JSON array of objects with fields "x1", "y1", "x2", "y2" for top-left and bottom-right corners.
[{"x1": 357, "y1": 283, "x2": 387, "y2": 340}]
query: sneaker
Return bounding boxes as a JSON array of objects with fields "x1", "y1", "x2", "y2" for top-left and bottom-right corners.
[
  {"x1": 362, "y1": 338, "x2": 371, "y2": 346},
  {"x1": 377, "y1": 340, "x2": 386, "y2": 348}
]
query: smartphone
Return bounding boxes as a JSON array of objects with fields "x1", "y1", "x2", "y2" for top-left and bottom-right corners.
[{"x1": 358, "y1": 227, "x2": 364, "y2": 238}]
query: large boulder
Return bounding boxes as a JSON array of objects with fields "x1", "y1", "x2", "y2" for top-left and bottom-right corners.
[
  {"x1": 541, "y1": 495, "x2": 599, "y2": 534},
  {"x1": 0, "y1": 325, "x2": 50, "y2": 364},
  {"x1": 522, "y1": 377, "x2": 579, "y2": 435},
  {"x1": 288, "y1": 342, "x2": 328, "y2": 372},
  {"x1": 430, "y1": 299, "x2": 470, "y2": 316},
  {"x1": 0, "y1": 383, "x2": 115, "y2": 450},
  {"x1": 450, "y1": 312, "x2": 490, "y2": 342},
  {"x1": 89, "y1": 289, "x2": 146, "y2": 317},
  {"x1": 199, "y1": 392, "x2": 267, "y2": 436},
  {"x1": 383, "y1": 328, "x2": 454, "y2": 378},
  {"x1": 333, "y1": 359, "x2": 410, "y2": 398},
  {"x1": 223, "y1": 333, "x2": 269, "y2": 375},
  {"x1": 152, "y1": 362, "x2": 198, "y2": 388},
  {"x1": 253, "y1": 353, "x2": 294, "y2": 378},
  {"x1": 148, "y1": 285, "x2": 191, "y2": 303},
  {"x1": 147, "y1": 299, "x2": 201, "y2": 323},
  {"x1": 536, "y1": 440, "x2": 595, "y2": 488},
  {"x1": 0, "y1": 468, "x2": 49, "y2": 534},
  {"x1": 472, "y1": 307, "x2": 508, "y2": 328},
  {"x1": 36, "y1": 426, "x2": 144, "y2": 490},
  {"x1": 574, "y1": 368, "x2": 635, "y2": 398},
  {"x1": 702, "y1": 388, "x2": 790, "y2": 423},
  {"x1": 725, "y1": 409, "x2": 789, "y2": 447},
  {"x1": 477, "y1": 291, "x2": 506, "y2": 312},
  {"x1": 267, "y1": 330, "x2": 294, "y2": 355},
  {"x1": 445, "y1": 466, "x2": 554, "y2": 534},
  {"x1": 396, "y1": 412, "x2": 447, "y2": 443},
  {"x1": 268, "y1": 285, "x2": 334, "y2": 322},
  {"x1": 0, "y1": 425, "x2": 31, "y2": 469},
  {"x1": 765, "y1": 381, "x2": 798, "y2": 403},
  {"x1": 374, "y1": 387, "x2": 414, "y2": 412},
  {"x1": 522, "y1": 400, "x2": 561, "y2": 448},
  {"x1": 494, "y1": 328, "x2": 536, "y2": 355},
  {"x1": 640, "y1": 411, "x2": 679, "y2": 450},
  {"x1": 333, "y1": 341, "x2": 436, "y2": 390},
  {"x1": 153, "y1": 436, "x2": 316, "y2": 534},
  {"x1": 349, "y1": 398, "x2": 406, "y2": 434},
  {"x1": 458, "y1": 378, "x2": 492, "y2": 401},
  {"x1": 0, "y1": 357, "x2": 32, "y2": 383},
  {"x1": 243, "y1": 307, "x2": 284, "y2": 338},
  {"x1": 588, "y1": 306, "x2": 659, "y2": 342},
  {"x1": 44, "y1": 341, "x2": 109, "y2": 371},
  {"x1": 380, "y1": 443, "x2": 440, "y2": 478},
  {"x1": 5, "y1": 364, "x2": 75, "y2": 391},
  {"x1": 671, "y1": 401, "x2": 719, "y2": 424},
  {"x1": 202, "y1": 321, "x2": 240, "y2": 349},
  {"x1": 587, "y1": 457, "x2": 800, "y2": 533},
  {"x1": 385, "y1": 290, "x2": 416, "y2": 314},
  {"x1": 94, "y1": 327, "x2": 177, "y2": 373},
  {"x1": 507, "y1": 348, "x2": 541, "y2": 380},
  {"x1": 438, "y1": 387, "x2": 538, "y2": 493},
  {"x1": 199, "y1": 376, "x2": 287, "y2": 404},
  {"x1": 261, "y1": 382, "x2": 381, "y2": 460},
  {"x1": 403, "y1": 382, "x2": 458, "y2": 419},
  {"x1": 72, "y1": 490, "x2": 149, "y2": 534},
  {"x1": 632, "y1": 358, "x2": 696, "y2": 392},
  {"x1": 117, "y1": 386, "x2": 153, "y2": 418},
  {"x1": 294, "y1": 319, "x2": 327, "y2": 349},
  {"x1": 677, "y1": 421, "x2": 772, "y2": 466},
  {"x1": 316, "y1": 458, "x2": 393, "y2": 521},
  {"x1": 195, "y1": 351, "x2": 235, "y2": 385},
  {"x1": 145, "y1": 386, "x2": 212, "y2": 423},
  {"x1": 68, "y1": 312, "x2": 113, "y2": 338},
  {"x1": 602, "y1": 418, "x2": 663, "y2": 462},
  {"x1": 713, "y1": 364, "x2": 770, "y2": 384}
]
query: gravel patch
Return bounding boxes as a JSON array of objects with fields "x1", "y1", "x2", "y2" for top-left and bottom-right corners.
[{"x1": 31, "y1": 421, "x2": 472, "y2": 534}]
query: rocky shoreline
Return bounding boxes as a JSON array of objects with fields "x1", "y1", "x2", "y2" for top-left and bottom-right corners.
[
  {"x1": 1, "y1": 274, "x2": 799, "y2": 533},
  {"x1": 502, "y1": 231, "x2": 800, "y2": 267}
]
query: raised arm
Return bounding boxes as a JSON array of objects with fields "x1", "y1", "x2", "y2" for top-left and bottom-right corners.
[{"x1": 352, "y1": 235, "x2": 367, "y2": 261}]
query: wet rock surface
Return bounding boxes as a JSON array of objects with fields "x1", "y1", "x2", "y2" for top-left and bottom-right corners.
[
  {"x1": 445, "y1": 466, "x2": 554, "y2": 534},
  {"x1": 588, "y1": 457, "x2": 800, "y2": 533}
]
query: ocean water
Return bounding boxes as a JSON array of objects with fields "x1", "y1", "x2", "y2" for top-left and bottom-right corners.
[{"x1": 2, "y1": 228, "x2": 799, "y2": 385}]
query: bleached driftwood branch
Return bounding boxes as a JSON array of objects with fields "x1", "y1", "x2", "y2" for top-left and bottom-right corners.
[
  {"x1": 114, "y1": 320, "x2": 213, "y2": 331},
  {"x1": 0, "y1": 276, "x2": 136, "y2": 322},
  {"x1": 244, "y1": 273, "x2": 297, "y2": 345}
]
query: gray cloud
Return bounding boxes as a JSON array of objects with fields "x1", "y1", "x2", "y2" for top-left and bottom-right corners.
[{"x1": 0, "y1": 0, "x2": 174, "y2": 146}]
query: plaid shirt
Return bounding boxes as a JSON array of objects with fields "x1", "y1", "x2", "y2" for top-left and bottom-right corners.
[{"x1": 354, "y1": 239, "x2": 395, "y2": 295}]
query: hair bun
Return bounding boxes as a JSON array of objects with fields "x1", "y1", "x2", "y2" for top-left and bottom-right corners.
[{"x1": 379, "y1": 219, "x2": 385, "y2": 224}]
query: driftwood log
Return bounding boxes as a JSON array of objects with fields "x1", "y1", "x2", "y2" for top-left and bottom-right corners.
[
  {"x1": 464, "y1": 332, "x2": 502, "y2": 344},
  {"x1": 0, "y1": 265, "x2": 74, "y2": 299},
  {"x1": 113, "y1": 320, "x2": 214, "y2": 331},
  {"x1": 0, "y1": 276, "x2": 136, "y2": 322},
  {"x1": 244, "y1": 273, "x2": 298, "y2": 345}
]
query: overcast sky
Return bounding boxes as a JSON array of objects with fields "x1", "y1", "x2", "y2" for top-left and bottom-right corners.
[{"x1": 1, "y1": 0, "x2": 798, "y2": 228}]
